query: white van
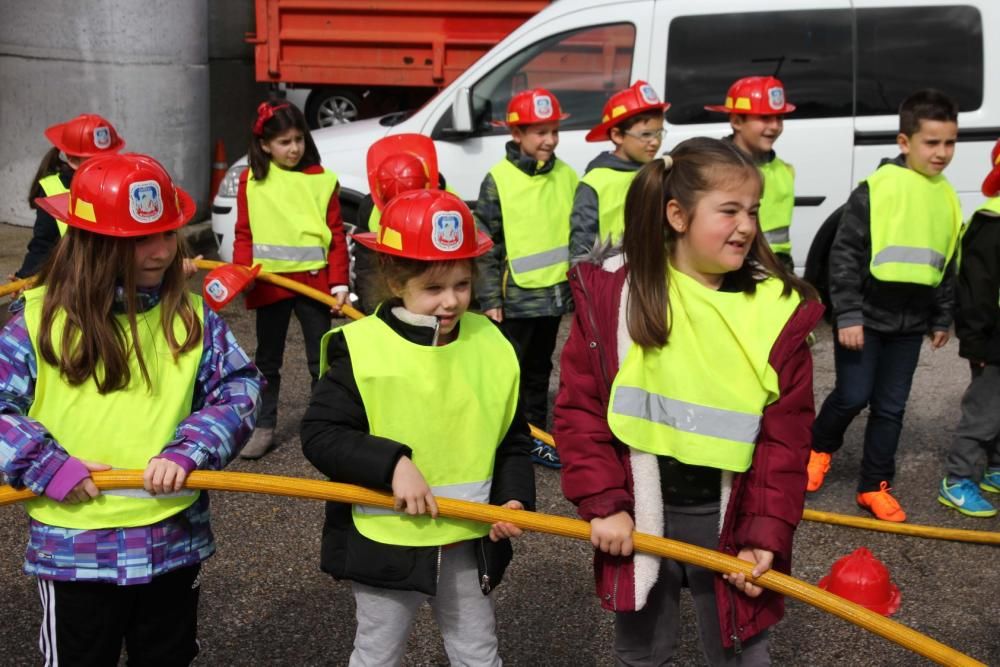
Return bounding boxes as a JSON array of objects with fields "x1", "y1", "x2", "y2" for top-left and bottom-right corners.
[{"x1": 211, "y1": 0, "x2": 999, "y2": 272}]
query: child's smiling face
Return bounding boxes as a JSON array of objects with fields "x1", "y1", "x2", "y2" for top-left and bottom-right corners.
[
  {"x1": 392, "y1": 261, "x2": 474, "y2": 344},
  {"x1": 511, "y1": 122, "x2": 560, "y2": 163}
]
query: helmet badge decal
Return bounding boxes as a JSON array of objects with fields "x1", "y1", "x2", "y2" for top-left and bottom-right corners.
[
  {"x1": 431, "y1": 210, "x2": 464, "y2": 252},
  {"x1": 205, "y1": 278, "x2": 229, "y2": 304},
  {"x1": 533, "y1": 95, "x2": 553, "y2": 119},
  {"x1": 129, "y1": 180, "x2": 164, "y2": 223},
  {"x1": 93, "y1": 126, "x2": 112, "y2": 149},
  {"x1": 639, "y1": 84, "x2": 660, "y2": 105},
  {"x1": 768, "y1": 87, "x2": 785, "y2": 111}
]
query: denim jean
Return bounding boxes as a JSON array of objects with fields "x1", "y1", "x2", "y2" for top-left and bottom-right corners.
[{"x1": 812, "y1": 329, "x2": 923, "y2": 492}]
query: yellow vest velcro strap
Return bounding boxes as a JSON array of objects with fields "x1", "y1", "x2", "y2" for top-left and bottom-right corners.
[
  {"x1": 612, "y1": 386, "x2": 761, "y2": 444},
  {"x1": 764, "y1": 228, "x2": 790, "y2": 245},
  {"x1": 101, "y1": 488, "x2": 197, "y2": 499},
  {"x1": 509, "y1": 247, "x2": 570, "y2": 275},
  {"x1": 252, "y1": 243, "x2": 326, "y2": 263},
  {"x1": 872, "y1": 246, "x2": 946, "y2": 272},
  {"x1": 355, "y1": 478, "x2": 492, "y2": 517}
]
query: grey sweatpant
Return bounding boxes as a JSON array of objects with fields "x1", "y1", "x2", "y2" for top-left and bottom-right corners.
[
  {"x1": 614, "y1": 504, "x2": 769, "y2": 667},
  {"x1": 946, "y1": 364, "x2": 1000, "y2": 480},
  {"x1": 348, "y1": 542, "x2": 501, "y2": 667}
]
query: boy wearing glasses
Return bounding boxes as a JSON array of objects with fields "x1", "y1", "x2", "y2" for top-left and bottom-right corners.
[
  {"x1": 569, "y1": 81, "x2": 669, "y2": 257},
  {"x1": 706, "y1": 75, "x2": 797, "y2": 271}
]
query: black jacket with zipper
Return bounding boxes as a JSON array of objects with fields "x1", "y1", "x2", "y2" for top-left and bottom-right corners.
[
  {"x1": 955, "y1": 207, "x2": 1000, "y2": 363},
  {"x1": 300, "y1": 301, "x2": 536, "y2": 595}
]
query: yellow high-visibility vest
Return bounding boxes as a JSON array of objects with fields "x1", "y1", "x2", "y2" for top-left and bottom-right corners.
[
  {"x1": 247, "y1": 165, "x2": 337, "y2": 273},
  {"x1": 581, "y1": 166, "x2": 639, "y2": 246},
  {"x1": 39, "y1": 174, "x2": 70, "y2": 237},
  {"x1": 22, "y1": 287, "x2": 203, "y2": 529},
  {"x1": 758, "y1": 158, "x2": 795, "y2": 255},
  {"x1": 867, "y1": 163, "x2": 961, "y2": 287},
  {"x1": 321, "y1": 312, "x2": 519, "y2": 547},
  {"x1": 490, "y1": 158, "x2": 577, "y2": 288},
  {"x1": 608, "y1": 267, "x2": 800, "y2": 472}
]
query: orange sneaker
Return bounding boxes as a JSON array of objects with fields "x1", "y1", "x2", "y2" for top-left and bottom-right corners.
[
  {"x1": 806, "y1": 451, "x2": 832, "y2": 492},
  {"x1": 856, "y1": 482, "x2": 907, "y2": 522}
]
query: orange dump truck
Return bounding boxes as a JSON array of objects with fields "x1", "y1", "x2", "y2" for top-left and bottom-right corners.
[{"x1": 249, "y1": 0, "x2": 551, "y2": 127}]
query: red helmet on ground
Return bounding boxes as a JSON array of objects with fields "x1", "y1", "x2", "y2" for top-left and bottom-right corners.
[
  {"x1": 704, "y1": 76, "x2": 796, "y2": 116},
  {"x1": 818, "y1": 547, "x2": 901, "y2": 616},
  {"x1": 366, "y1": 134, "x2": 439, "y2": 211},
  {"x1": 353, "y1": 189, "x2": 492, "y2": 261},
  {"x1": 981, "y1": 138, "x2": 1000, "y2": 197},
  {"x1": 585, "y1": 81, "x2": 670, "y2": 143},
  {"x1": 500, "y1": 88, "x2": 569, "y2": 126},
  {"x1": 35, "y1": 153, "x2": 196, "y2": 238},
  {"x1": 44, "y1": 114, "x2": 125, "y2": 158},
  {"x1": 203, "y1": 263, "x2": 262, "y2": 312}
]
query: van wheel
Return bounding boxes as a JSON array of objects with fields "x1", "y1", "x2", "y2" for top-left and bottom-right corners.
[{"x1": 306, "y1": 88, "x2": 362, "y2": 128}]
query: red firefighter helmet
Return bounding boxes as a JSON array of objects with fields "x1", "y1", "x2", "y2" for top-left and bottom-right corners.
[
  {"x1": 818, "y1": 547, "x2": 901, "y2": 616},
  {"x1": 35, "y1": 153, "x2": 195, "y2": 238},
  {"x1": 500, "y1": 88, "x2": 569, "y2": 126},
  {"x1": 203, "y1": 263, "x2": 262, "y2": 312},
  {"x1": 981, "y1": 138, "x2": 1000, "y2": 197},
  {"x1": 353, "y1": 189, "x2": 492, "y2": 261},
  {"x1": 585, "y1": 81, "x2": 670, "y2": 142},
  {"x1": 366, "y1": 134, "x2": 439, "y2": 211},
  {"x1": 704, "y1": 76, "x2": 796, "y2": 116},
  {"x1": 44, "y1": 114, "x2": 125, "y2": 158}
]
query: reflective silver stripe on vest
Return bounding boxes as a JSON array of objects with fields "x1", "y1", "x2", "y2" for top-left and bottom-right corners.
[
  {"x1": 355, "y1": 478, "x2": 492, "y2": 516},
  {"x1": 612, "y1": 386, "x2": 761, "y2": 444},
  {"x1": 252, "y1": 244, "x2": 327, "y2": 263},
  {"x1": 102, "y1": 489, "x2": 197, "y2": 499},
  {"x1": 871, "y1": 246, "x2": 946, "y2": 271},
  {"x1": 764, "y1": 228, "x2": 790, "y2": 245},
  {"x1": 509, "y1": 247, "x2": 569, "y2": 274}
]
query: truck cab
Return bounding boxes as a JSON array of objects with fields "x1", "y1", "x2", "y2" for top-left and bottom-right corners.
[{"x1": 213, "y1": 0, "x2": 997, "y2": 272}]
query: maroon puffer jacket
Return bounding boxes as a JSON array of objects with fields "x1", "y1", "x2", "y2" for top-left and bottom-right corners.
[{"x1": 554, "y1": 257, "x2": 824, "y2": 650}]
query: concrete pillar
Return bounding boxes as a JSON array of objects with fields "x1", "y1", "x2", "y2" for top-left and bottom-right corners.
[{"x1": 0, "y1": 0, "x2": 209, "y2": 226}]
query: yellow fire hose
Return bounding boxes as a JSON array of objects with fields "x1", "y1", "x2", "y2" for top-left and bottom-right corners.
[{"x1": 0, "y1": 470, "x2": 985, "y2": 667}]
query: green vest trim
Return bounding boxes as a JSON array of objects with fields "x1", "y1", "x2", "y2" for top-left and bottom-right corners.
[
  {"x1": 326, "y1": 312, "x2": 520, "y2": 546},
  {"x1": 581, "y1": 166, "x2": 638, "y2": 245},
  {"x1": 758, "y1": 158, "x2": 794, "y2": 255},
  {"x1": 22, "y1": 287, "x2": 203, "y2": 529},
  {"x1": 490, "y1": 158, "x2": 577, "y2": 288},
  {"x1": 39, "y1": 174, "x2": 70, "y2": 237},
  {"x1": 957, "y1": 197, "x2": 1000, "y2": 270},
  {"x1": 978, "y1": 197, "x2": 1000, "y2": 216},
  {"x1": 247, "y1": 165, "x2": 338, "y2": 273},
  {"x1": 867, "y1": 163, "x2": 961, "y2": 287},
  {"x1": 608, "y1": 267, "x2": 800, "y2": 472}
]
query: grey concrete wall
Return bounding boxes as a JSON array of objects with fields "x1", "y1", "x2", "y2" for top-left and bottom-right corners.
[{"x1": 0, "y1": 0, "x2": 209, "y2": 226}]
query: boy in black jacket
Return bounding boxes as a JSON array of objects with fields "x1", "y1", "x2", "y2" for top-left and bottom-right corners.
[
  {"x1": 937, "y1": 139, "x2": 1000, "y2": 518},
  {"x1": 808, "y1": 90, "x2": 962, "y2": 522}
]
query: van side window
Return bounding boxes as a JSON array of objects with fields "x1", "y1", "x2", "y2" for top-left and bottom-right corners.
[
  {"x1": 437, "y1": 23, "x2": 636, "y2": 136},
  {"x1": 664, "y1": 10, "x2": 852, "y2": 125},
  {"x1": 856, "y1": 6, "x2": 983, "y2": 115}
]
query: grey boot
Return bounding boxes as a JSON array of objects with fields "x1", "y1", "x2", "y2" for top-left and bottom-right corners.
[{"x1": 241, "y1": 427, "x2": 275, "y2": 459}]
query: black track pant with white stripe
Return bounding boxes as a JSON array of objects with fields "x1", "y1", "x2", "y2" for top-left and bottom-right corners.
[{"x1": 37, "y1": 564, "x2": 200, "y2": 667}]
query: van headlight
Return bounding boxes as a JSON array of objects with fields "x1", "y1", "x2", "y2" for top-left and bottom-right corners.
[{"x1": 217, "y1": 164, "x2": 249, "y2": 199}]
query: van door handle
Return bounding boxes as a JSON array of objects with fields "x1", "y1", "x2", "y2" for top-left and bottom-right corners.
[{"x1": 794, "y1": 196, "x2": 825, "y2": 207}]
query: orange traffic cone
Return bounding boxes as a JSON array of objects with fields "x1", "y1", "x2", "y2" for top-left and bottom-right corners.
[{"x1": 210, "y1": 139, "x2": 227, "y2": 199}]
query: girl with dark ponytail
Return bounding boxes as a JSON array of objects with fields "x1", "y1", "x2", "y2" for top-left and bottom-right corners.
[{"x1": 555, "y1": 137, "x2": 822, "y2": 664}]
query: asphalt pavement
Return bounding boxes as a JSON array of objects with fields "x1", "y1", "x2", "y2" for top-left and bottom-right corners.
[{"x1": 0, "y1": 222, "x2": 997, "y2": 666}]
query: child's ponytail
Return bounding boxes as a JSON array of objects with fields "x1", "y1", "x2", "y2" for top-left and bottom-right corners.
[
  {"x1": 247, "y1": 99, "x2": 321, "y2": 180},
  {"x1": 27, "y1": 147, "x2": 72, "y2": 209}
]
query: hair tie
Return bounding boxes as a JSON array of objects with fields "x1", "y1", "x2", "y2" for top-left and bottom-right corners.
[
  {"x1": 252, "y1": 102, "x2": 290, "y2": 137},
  {"x1": 661, "y1": 154, "x2": 674, "y2": 170}
]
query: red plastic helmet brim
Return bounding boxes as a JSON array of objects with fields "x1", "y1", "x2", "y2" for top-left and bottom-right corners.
[
  {"x1": 353, "y1": 229, "x2": 493, "y2": 261},
  {"x1": 585, "y1": 104, "x2": 669, "y2": 143},
  {"x1": 36, "y1": 187, "x2": 195, "y2": 238}
]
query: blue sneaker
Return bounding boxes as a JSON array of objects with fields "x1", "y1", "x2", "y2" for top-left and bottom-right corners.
[
  {"x1": 980, "y1": 469, "x2": 1000, "y2": 494},
  {"x1": 938, "y1": 477, "x2": 997, "y2": 518},
  {"x1": 530, "y1": 439, "x2": 561, "y2": 469}
]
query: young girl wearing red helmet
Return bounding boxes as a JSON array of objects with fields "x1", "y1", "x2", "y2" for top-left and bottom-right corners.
[
  {"x1": 475, "y1": 87, "x2": 578, "y2": 468},
  {"x1": 302, "y1": 189, "x2": 534, "y2": 665},
  {"x1": 0, "y1": 153, "x2": 263, "y2": 665},
  {"x1": 12, "y1": 114, "x2": 125, "y2": 280},
  {"x1": 555, "y1": 138, "x2": 821, "y2": 664},
  {"x1": 233, "y1": 100, "x2": 351, "y2": 459}
]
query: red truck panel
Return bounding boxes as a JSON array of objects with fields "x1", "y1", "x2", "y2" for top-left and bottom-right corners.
[{"x1": 249, "y1": 0, "x2": 551, "y2": 87}]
